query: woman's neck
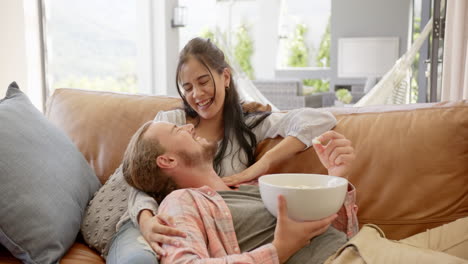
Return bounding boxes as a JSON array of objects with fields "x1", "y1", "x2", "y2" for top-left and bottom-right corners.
[{"x1": 196, "y1": 114, "x2": 224, "y2": 142}]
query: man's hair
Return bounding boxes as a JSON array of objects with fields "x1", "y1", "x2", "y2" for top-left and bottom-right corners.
[{"x1": 122, "y1": 121, "x2": 178, "y2": 204}]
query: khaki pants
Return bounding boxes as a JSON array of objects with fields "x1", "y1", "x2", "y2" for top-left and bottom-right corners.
[{"x1": 325, "y1": 217, "x2": 468, "y2": 264}]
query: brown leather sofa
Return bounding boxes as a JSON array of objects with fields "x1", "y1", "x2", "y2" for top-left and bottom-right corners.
[{"x1": 1, "y1": 88, "x2": 467, "y2": 263}]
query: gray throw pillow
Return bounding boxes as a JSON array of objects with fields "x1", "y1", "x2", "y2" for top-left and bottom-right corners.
[
  {"x1": 81, "y1": 164, "x2": 130, "y2": 257},
  {"x1": 0, "y1": 82, "x2": 101, "y2": 264}
]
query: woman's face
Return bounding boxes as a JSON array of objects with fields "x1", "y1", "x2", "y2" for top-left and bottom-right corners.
[{"x1": 179, "y1": 57, "x2": 230, "y2": 121}]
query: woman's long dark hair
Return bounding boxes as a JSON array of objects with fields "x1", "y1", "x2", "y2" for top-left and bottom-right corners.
[{"x1": 175, "y1": 37, "x2": 270, "y2": 175}]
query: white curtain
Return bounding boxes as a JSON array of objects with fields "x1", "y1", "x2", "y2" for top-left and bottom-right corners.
[{"x1": 441, "y1": 0, "x2": 468, "y2": 101}]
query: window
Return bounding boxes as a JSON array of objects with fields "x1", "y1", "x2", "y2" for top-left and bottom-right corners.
[
  {"x1": 277, "y1": 0, "x2": 331, "y2": 69},
  {"x1": 276, "y1": 0, "x2": 332, "y2": 96},
  {"x1": 178, "y1": 0, "x2": 331, "y2": 82},
  {"x1": 179, "y1": 0, "x2": 258, "y2": 79},
  {"x1": 42, "y1": 0, "x2": 138, "y2": 94}
]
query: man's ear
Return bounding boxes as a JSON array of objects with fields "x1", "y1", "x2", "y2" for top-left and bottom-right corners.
[{"x1": 156, "y1": 154, "x2": 178, "y2": 169}]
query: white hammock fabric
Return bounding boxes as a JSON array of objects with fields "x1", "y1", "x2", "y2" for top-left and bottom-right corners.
[
  {"x1": 213, "y1": 29, "x2": 280, "y2": 111},
  {"x1": 354, "y1": 18, "x2": 434, "y2": 107}
]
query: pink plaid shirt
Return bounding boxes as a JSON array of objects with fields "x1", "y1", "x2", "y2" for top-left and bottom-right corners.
[{"x1": 158, "y1": 185, "x2": 358, "y2": 264}]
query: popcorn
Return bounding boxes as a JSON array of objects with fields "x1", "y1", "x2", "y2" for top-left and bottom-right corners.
[{"x1": 312, "y1": 137, "x2": 322, "y2": 145}]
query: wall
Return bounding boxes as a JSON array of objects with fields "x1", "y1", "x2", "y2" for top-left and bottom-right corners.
[
  {"x1": 142, "y1": 0, "x2": 180, "y2": 96},
  {"x1": 330, "y1": 0, "x2": 412, "y2": 91},
  {"x1": 252, "y1": 0, "x2": 281, "y2": 79},
  {"x1": 0, "y1": 0, "x2": 44, "y2": 110},
  {"x1": 0, "y1": 0, "x2": 28, "y2": 98}
]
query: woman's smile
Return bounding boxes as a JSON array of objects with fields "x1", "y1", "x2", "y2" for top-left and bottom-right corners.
[{"x1": 196, "y1": 98, "x2": 214, "y2": 110}]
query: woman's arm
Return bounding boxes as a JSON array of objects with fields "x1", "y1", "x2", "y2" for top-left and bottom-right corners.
[
  {"x1": 244, "y1": 129, "x2": 357, "y2": 180},
  {"x1": 222, "y1": 136, "x2": 305, "y2": 186},
  {"x1": 128, "y1": 187, "x2": 159, "y2": 227},
  {"x1": 128, "y1": 188, "x2": 186, "y2": 256},
  {"x1": 254, "y1": 108, "x2": 337, "y2": 149}
]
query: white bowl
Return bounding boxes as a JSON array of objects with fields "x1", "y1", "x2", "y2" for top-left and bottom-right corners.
[{"x1": 259, "y1": 173, "x2": 348, "y2": 221}]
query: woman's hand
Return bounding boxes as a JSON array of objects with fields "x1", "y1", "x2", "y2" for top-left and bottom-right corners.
[
  {"x1": 272, "y1": 195, "x2": 337, "y2": 263},
  {"x1": 222, "y1": 158, "x2": 270, "y2": 186},
  {"x1": 312, "y1": 131, "x2": 355, "y2": 178},
  {"x1": 139, "y1": 210, "x2": 187, "y2": 257}
]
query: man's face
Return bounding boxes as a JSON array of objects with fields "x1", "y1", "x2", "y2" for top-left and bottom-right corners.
[{"x1": 145, "y1": 121, "x2": 217, "y2": 166}]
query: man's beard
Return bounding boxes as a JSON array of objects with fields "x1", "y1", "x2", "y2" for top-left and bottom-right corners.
[{"x1": 178, "y1": 141, "x2": 218, "y2": 168}]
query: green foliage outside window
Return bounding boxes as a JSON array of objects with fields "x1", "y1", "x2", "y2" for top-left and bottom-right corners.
[
  {"x1": 302, "y1": 79, "x2": 316, "y2": 87},
  {"x1": 315, "y1": 19, "x2": 330, "y2": 68},
  {"x1": 335, "y1": 88, "x2": 353, "y2": 104},
  {"x1": 302, "y1": 18, "x2": 330, "y2": 94},
  {"x1": 200, "y1": 29, "x2": 215, "y2": 40},
  {"x1": 303, "y1": 79, "x2": 330, "y2": 95},
  {"x1": 200, "y1": 26, "x2": 254, "y2": 80},
  {"x1": 234, "y1": 25, "x2": 255, "y2": 79},
  {"x1": 287, "y1": 23, "x2": 309, "y2": 67},
  {"x1": 199, "y1": 28, "x2": 231, "y2": 66},
  {"x1": 200, "y1": 28, "x2": 220, "y2": 48}
]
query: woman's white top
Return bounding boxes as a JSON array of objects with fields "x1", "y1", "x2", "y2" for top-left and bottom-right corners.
[{"x1": 126, "y1": 108, "x2": 337, "y2": 226}]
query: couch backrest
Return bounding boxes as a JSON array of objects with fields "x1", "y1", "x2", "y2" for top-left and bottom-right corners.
[
  {"x1": 46, "y1": 89, "x2": 181, "y2": 183},
  {"x1": 47, "y1": 88, "x2": 468, "y2": 240},
  {"x1": 257, "y1": 100, "x2": 468, "y2": 240}
]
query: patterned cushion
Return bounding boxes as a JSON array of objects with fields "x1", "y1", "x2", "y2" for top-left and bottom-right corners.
[{"x1": 81, "y1": 164, "x2": 130, "y2": 256}]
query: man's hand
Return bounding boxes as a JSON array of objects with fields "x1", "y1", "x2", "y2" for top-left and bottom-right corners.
[
  {"x1": 312, "y1": 131, "x2": 355, "y2": 178},
  {"x1": 138, "y1": 210, "x2": 187, "y2": 257},
  {"x1": 272, "y1": 195, "x2": 337, "y2": 263}
]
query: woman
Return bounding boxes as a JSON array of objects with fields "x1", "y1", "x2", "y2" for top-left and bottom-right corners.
[{"x1": 106, "y1": 37, "x2": 355, "y2": 263}]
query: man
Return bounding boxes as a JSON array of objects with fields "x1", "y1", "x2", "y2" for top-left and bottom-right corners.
[{"x1": 123, "y1": 121, "x2": 468, "y2": 264}]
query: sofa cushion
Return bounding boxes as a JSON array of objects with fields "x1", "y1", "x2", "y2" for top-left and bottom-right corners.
[
  {"x1": 256, "y1": 101, "x2": 468, "y2": 240},
  {"x1": 81, "y1": 165, "x2": 130, "y2": 256},
  {"x1": 0, "y1": 83, "x2": 101, "y2": 263},
  {"x1": 46, "y1": 88, "x2": 183, "y2": 184}
]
